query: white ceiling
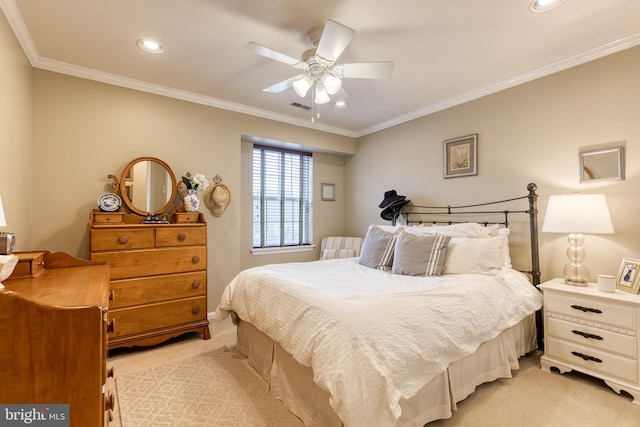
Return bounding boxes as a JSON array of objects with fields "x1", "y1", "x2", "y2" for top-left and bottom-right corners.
[{"x1": 2, "y1": 0, "x2": 640, "y2": 137}]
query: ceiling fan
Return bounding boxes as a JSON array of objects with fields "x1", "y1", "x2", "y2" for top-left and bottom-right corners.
[{"x1": 246, "y1": 20, "x2": 394, "y2": 109}]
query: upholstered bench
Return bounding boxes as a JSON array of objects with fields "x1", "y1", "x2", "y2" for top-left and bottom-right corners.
[{"x1": 319, "y1": 236, "x2": 364, "y2": 260}]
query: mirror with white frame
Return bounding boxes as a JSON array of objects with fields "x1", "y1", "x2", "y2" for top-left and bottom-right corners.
[{"x1": 580, "y1": 146, "x2": 625, "y2": 183}]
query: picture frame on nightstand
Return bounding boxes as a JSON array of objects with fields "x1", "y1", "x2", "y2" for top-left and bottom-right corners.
[{"x1": 615, "y1": 257, "x2": 640, "y2": 293}]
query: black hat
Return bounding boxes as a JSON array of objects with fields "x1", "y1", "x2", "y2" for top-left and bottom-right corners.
[
  {"x1": 380, "y1": 199, "x2": 411, "y2": 221},
  {"x1": 379, "y1": 190, "x2": 406, "y2": 209}
]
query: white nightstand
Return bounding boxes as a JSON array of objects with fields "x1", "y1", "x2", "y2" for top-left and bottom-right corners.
[{"x1": 538, "y1": 278, "x2": 640, "y2": 404}]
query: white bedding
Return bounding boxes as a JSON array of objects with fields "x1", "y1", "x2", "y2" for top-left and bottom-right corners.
[{"x1": 216, "y1": 258, "x2": 542, "y2": 427}]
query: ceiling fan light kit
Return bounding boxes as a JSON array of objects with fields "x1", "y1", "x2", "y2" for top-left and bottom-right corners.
[
  {"x1": 247, "y1": 19, "x2": 394, "y2": 121},
  {"x1": 529, "y1": 0, "x2": 565, "y2": 13}
]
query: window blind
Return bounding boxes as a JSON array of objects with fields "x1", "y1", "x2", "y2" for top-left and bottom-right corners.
[{"x1": 253, "y1": 145, "x2": 313, "y2": 248}]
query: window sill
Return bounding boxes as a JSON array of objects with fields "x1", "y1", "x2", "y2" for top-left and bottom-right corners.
[{"x1": 251, "y1": 245, "x2": 316, "y2": 256}]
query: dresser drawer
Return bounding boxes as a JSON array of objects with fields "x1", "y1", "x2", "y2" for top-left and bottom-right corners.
[
  {"x1": 155, "y1": 227, "x2": 206, "y2": 247},
  {"x1": 546, "y1": 337, "x2": 637, "y2": 383},
  {"x1": 546, "y1": 316, "x2": 636, "y2": 358},
  {"x1": 109, "y1": 297, "x2": 207, "y2": 337},
  {"x1": 109, "y1": 271, "x2": 206, "y2": 308},
  {"x1": 91, "y1": 228, "x2": 154, "y2": 251},
  {"x1": 92, "y1": 246, "x2": 206, "y2": 280},
  {"x1": 544, "y1": 291, "x2": 635, "y2": 330}
]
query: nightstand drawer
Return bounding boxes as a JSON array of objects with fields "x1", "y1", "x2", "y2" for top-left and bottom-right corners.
[
  {"x1": 547, "y1": 317, "x2": 636, "y2": 358},
  {"x1": 546, "y1": 337, "x2": 637, "y2": 383},
  {"x1": 545, "y1": 292, "x2": 635, "y2": 330}
]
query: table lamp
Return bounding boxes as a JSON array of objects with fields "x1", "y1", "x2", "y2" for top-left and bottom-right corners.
[
  {"x1": 0, "y1": 195, "x2": 16, "y2": 255},
  {"x1": 542, "y1": 193, "x2": 614, "y2": 286}
]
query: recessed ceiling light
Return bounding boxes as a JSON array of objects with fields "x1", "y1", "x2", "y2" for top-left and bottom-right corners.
[
  {"x1": 333, "y1": 100, "x2": 348, "y2": 109},
  {"x1": 136, "y1": 39, "x2": 164, "y2": 54},
  {"x1": 529, "y1": 0, "x2": 565, "y2": 13}
]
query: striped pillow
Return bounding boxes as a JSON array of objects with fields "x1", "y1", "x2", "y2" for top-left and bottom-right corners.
[
  {"x1": 358, "y1": 225, "x2": 397, "y2": 271},
  {"x1": 391, "y1": 231, "x2": 451, "y2": 276}
]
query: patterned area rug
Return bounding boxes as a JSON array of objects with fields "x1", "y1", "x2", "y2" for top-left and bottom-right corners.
[{"x1": 116, "y1": 347, "x2": 303, "y2": 426}]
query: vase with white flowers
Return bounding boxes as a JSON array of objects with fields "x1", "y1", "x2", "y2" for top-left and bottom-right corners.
[{"x1": 181, "y1": 172, "x2": 209, "y2": 213}]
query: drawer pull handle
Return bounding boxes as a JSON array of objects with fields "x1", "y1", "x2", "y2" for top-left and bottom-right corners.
[
  {"x1": 105, "y1": 392, "x2": 115, "y2": 411},
  {"x1": 570, "y1": 304, "x2": 602, "y2": 314},
  {"x1": 192, "y1": 256, "x2": 200, "y2": 263},
  {"x1": 107, "y1": 319, "x2": 116, "y2": 334},
  {"x1": 572, "y1": 330, "x2": 603, "y2": 340},
  {"x1": 109, "y1": 290, "x2": 115, "y2": 301},
  {"x1": 571, "y1": 351, "x2": 602, "y2": 363},
  {"x1": 118, "y1": 236, "x2": 128, "y2": 244},
  {"x1": 177, "y1": 233, "x2": 186, "y2": 241},
  {"x1": 192, "y1": 306, "x2": 200, "y2": 314},
  {"x1": 192, "y1": 281, "x2": 200, "y2": 289}
]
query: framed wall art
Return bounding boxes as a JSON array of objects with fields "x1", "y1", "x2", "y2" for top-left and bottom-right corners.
[
  {"x1": 321, "y1": 183, "x2": 335, "y2": 201},
  {"x1": 444, "y1": 134, "x2": 478, "y2": 178},
  {"x1": 615, "y1": 257, "x2": 640, "y2": 293}
]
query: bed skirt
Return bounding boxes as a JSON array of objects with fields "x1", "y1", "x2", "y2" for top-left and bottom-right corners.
[{"x1": 235, "y1": 313, "x2": 537, "y2": 427}]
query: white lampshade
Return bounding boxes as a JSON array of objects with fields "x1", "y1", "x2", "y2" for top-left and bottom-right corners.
[
  {"x1": 0, "y1": 196, "x2": 6, "y2": 227},
  {"x1": 292, "y1": 76, "x2": 313, "y2": 97},
  {"x1": 542, "y1": 194, "x2": 614, "y2": 234},
  {"x1": 321, "y1": 74, "x2": 342, "y2": 95},
  {"x1": 542, "y1": 193, "x2": 614, "y2": 286},
  {"x1": 315, "y1": 84, "x2": 331, "y2": 104}
]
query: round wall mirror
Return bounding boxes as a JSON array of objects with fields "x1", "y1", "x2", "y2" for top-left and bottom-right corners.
[{"x1": 120, "y1": 157, "x2": 177, "y2": 216}]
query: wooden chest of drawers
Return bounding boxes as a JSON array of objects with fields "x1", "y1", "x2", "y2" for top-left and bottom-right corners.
[
  {"x1": 538, "y1": 279, "x2": 640, "y2": 404},
  {"x1": 1, "y1": 252, "x2": 114, "y2": 426},
  {"x1": 90, "y1": 213, "x2": 210, "y2": 349}
]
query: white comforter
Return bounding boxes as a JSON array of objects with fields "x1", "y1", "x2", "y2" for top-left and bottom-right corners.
[{"x1": 216, "y1": 258, "x2": 542, "y2": 427}]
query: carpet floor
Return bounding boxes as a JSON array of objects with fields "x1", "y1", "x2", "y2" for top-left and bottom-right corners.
[
  {"x1": 111, "y1": 318, "x2": 640, "y2": 426},
  {"x1": 116, "y1": 346, "x2": 303, "y2": 427}
]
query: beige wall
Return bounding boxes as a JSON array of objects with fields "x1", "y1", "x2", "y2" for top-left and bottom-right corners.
[
  {"x1": 29, "y1": 70, "x2": 354, "y2": 309},
  {"x1": 347, "y1": 46, "x2": 640, "y2": 284},
  {"x1": 0, "y1": 12, "x2": 32, "y2": 246}
]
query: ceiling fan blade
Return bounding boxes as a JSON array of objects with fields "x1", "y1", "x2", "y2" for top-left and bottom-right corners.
[
  {"x1": 315, "y1": 20, "x2": 356, "y2": 63},
  {"x1": 334, "y1": 62, "x2": 394, "y2": 79},
  {"x1": 262, "y1": 75, "x2": 304, "y2": 93},
  {"x1": 245, "y1": 42, "x2": 308, "y2": 69}
]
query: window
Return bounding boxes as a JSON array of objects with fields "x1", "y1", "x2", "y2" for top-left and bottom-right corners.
[{"x1": 252, "y1": 145, "x2": 313, "y2": 248}]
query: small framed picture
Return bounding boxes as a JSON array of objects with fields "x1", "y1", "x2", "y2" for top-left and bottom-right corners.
[
  {"x1": 321, "y1": 183, "x2": 335, "y2": 201},
  {"x1": 444, "y1": 134, "x2": 478, "y2": 178},
  {"x1": 615, "y1": 258, "x2": 640, "y2": 293}
]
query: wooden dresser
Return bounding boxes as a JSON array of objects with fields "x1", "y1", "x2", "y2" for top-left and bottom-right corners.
[
  {"x1": 0, "y1": 251, "x2": 114, "y2": 426},
  {"x1": 89, "y1": 212, "x2": 210, "y2": 349}
]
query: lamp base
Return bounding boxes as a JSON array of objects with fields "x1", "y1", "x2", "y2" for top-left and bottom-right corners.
[
  {"x1": 0, "y1": 232, "x2": 15, "y2": 255},
  {"x1": 564, "y1": 278, "x2": 588, "y2": 287}
]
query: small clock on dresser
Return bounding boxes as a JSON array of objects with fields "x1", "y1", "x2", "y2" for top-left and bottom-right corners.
[{"x1": 538, "y1": 278, "x2": 640, "y2": 403}]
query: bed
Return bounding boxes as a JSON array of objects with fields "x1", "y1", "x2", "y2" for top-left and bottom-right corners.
[{"x1": 216, "y1": 183, "x2": 544, "y2": 427}]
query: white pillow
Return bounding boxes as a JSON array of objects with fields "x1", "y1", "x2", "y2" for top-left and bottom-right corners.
[
  {"x1": 497, "y1": 228, "x2": 512, "y2": 268},
  {"x1": 403, "y1": 222, "x2": 493, "y2": 238},
  {"x1": 443, "y1": 236, "x2": 506, "y2": 275}
]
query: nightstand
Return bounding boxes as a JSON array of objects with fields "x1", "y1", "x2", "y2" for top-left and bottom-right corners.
[{"x1": 538, "y1": 278, "x2": 640, "y2": 404}]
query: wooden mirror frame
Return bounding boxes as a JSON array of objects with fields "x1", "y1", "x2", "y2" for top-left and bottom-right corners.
[{"x1": 119, "y1": 157, "x2": 177, "y2": 216}]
